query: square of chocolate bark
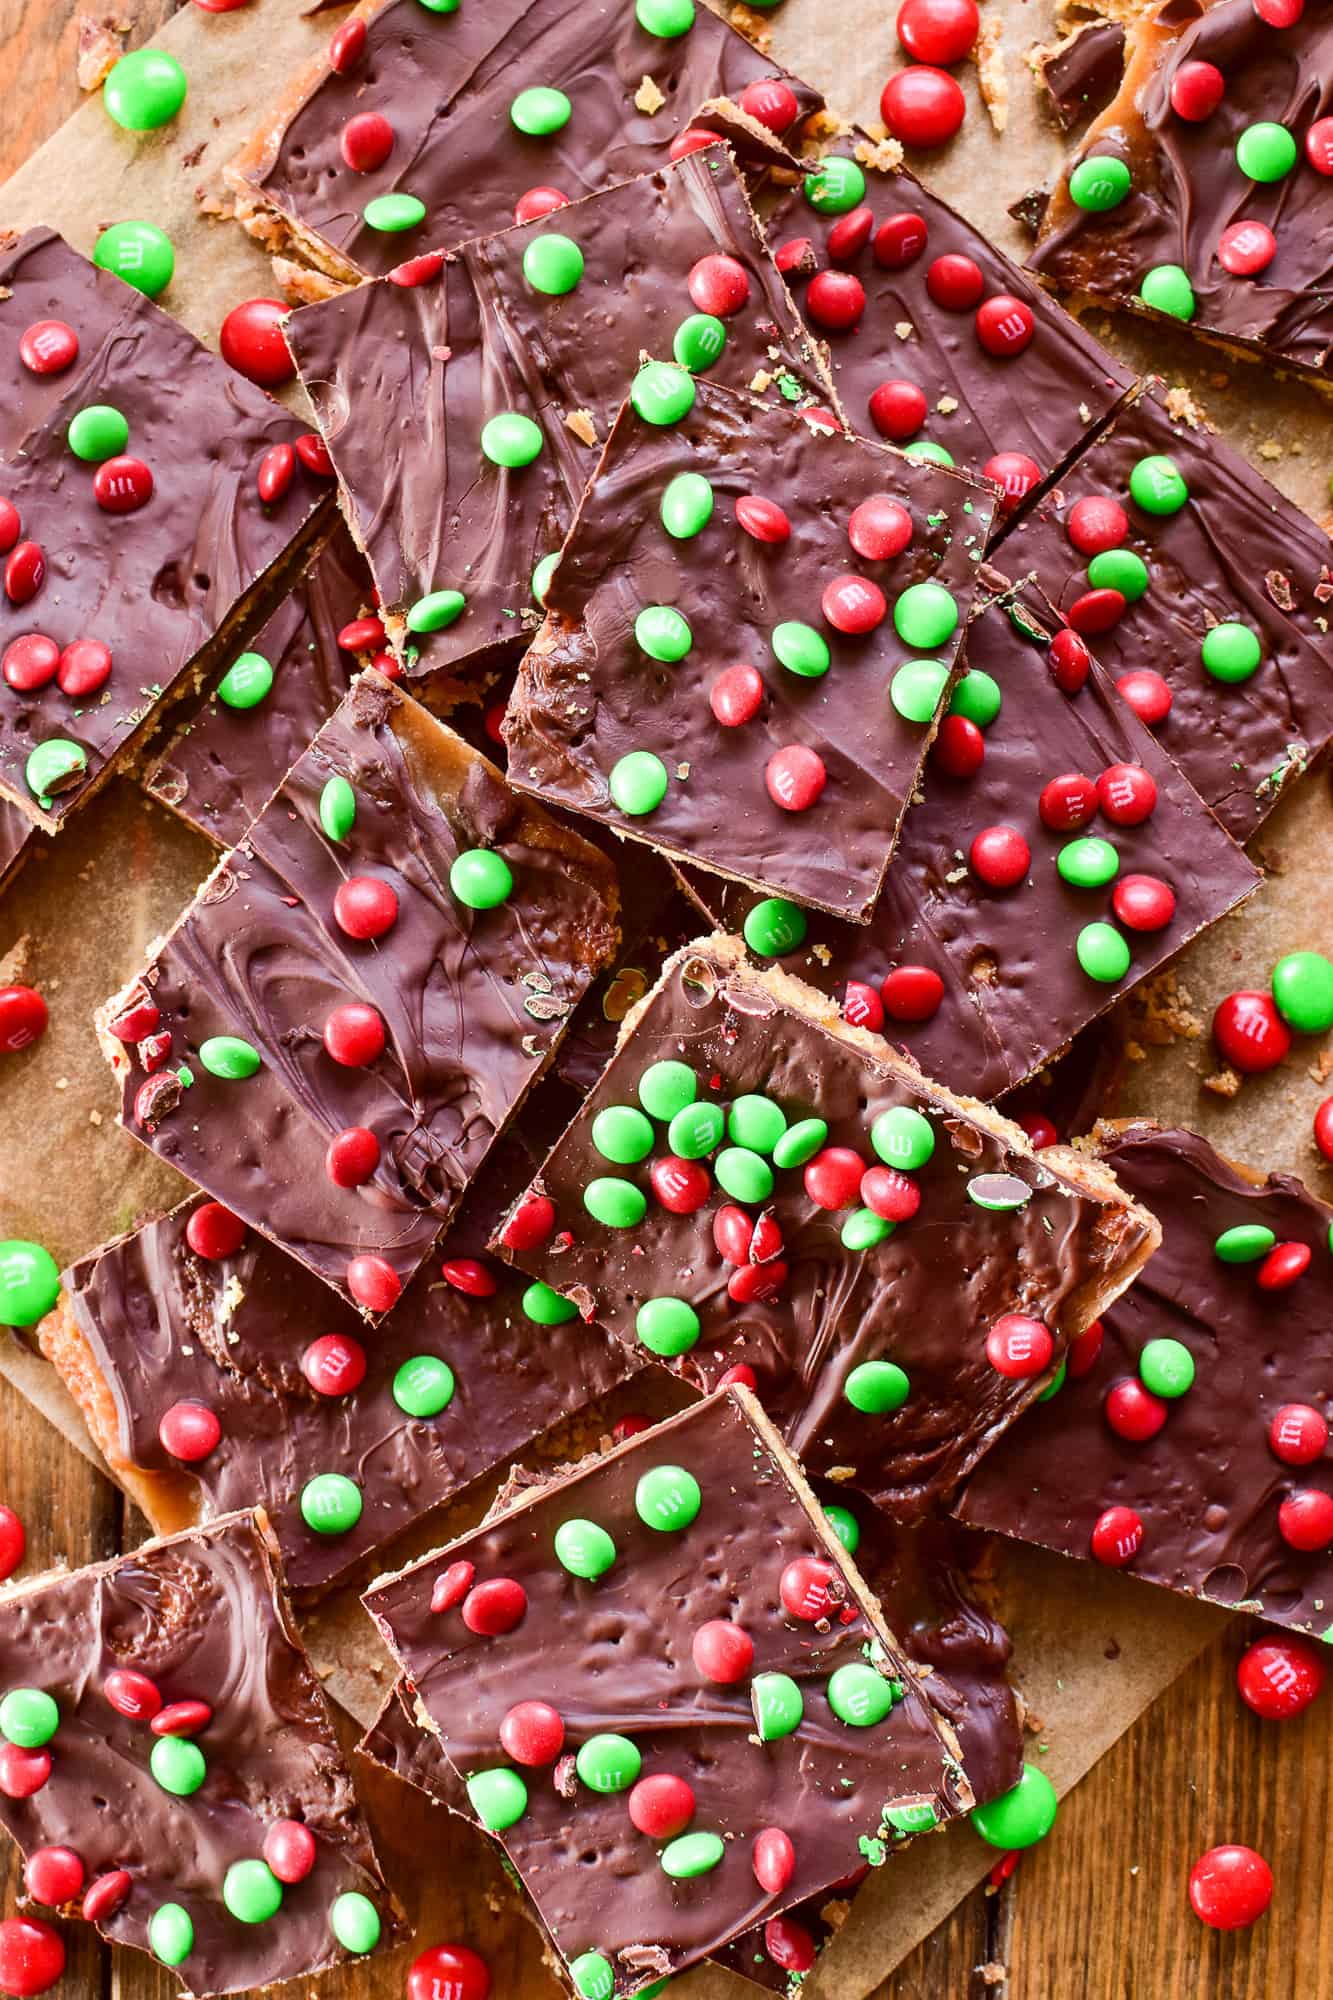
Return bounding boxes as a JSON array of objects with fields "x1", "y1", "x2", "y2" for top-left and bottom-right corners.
[
  {"x1": 956, "y1": 1122, "x2": 1333, "y2": 1640},
  {"x1": 285, "y1": 146, "x2": 830, "y2": 677},
  {"x1": 709, "y1": 569, "x2": 1259, "y2": 1100},
  {"x1": 490, "y1": 936, "x2": 1158, "y2": 1516},
  {"x1": 363, "y1": 1386, "x2": 974, "y2": 1997},
  {"x1": 39, "y1": 1102, "x2": 640, "y2": 1595},
  {"x1": 0, "y1": 1511, "x2": 396, "y2": 1995},
  {"x1": 0, "y1": 228, "x2": 328, "y2": 832},
  {"x1": 504, "y1": 376, "x2": 994, "y2": 921},
  {"x1": 99, "y1": 671, "x2": 619, "y2": 1317},
  {"x1": 992, "y1": 379, "x2": 1333, "y2": 842},
  {"x1": 764, "y1": 146, "x2": 1135, "y2": 508},
  {"x1": 1028, "y1": 0, "x2": 1333, "y2": 379},
  {"x1": 227, "y1": 0, "x2": 823, "y2": 285}
]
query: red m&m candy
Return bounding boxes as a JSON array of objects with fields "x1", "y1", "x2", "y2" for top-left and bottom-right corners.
[
  {"x1": 735, "y1": 494, "x2": 791, "y2": 544},
  {"x1": 1117, "y1": 669, "x2": 1172, "y2": 725},
  {"x1": 158, "y1": 1400, "x2": 221, "y2": 1462},
  {"x1": 692, "y1": 1619, "x2": 754, "y2": 1683},
  {"x1": 896, "y1": 0, "x2": 979, "y2": 65},
  {"x1": 1112, "y1": 874, "x2": 1176, "y2": 932},
  {"x1": 629, "y1": 1773, "x2": 695, "y2": 1839},
  {"x1": 668, "y1": 127, "x2": 718, "y2": 162},
  {"x1": 295, "y1": 433, "x2": 333, "y2": 477},
  {"x1": 151, "y1": 1700, "x2": 212, "y2": 1738},
  {"x1": 738, "y1": 77, "x2": 800, "y2": 133},
  {"x1": 24, "y1": 1846, "x2": 84, "y2": 1906},
  {"x1": 650, "y1": 1155, "x2": 711, "y2": 1214},
  {"x1": 499, "y1": 1191, "x2": 556, "y2": 1251},
  {"x1": 329, "y1": 15, "x2": 366, "y2": 69},
  {"x1": 753, "y1": 1826, "x2": 796, "y2": 1894},
  {"x1": 709, "y1": 663, "x2": 764, "y2": 728},
  {"x1": 1218, "y1": 220, "x2": 1276, "y2": 277},
  {"x1": 881, "y1": 964, "x2": 943, "y2": 1021},
  {"x1": 20, "y1": 321, "x2": 78, "y2": 375},
  {"x1": 1170, "y1": 59, "x2": 1225, "y2": 122},
  {"x1": 1068, "y1": 1320, "x2": 1104, "y2": 1377},
  {"x1": 81, "y1": 1871, "x2": 131, "y2": 1923},
  {"x1": 860, "y1": 1166, "x2": 921, "y2": 1222},
  {"x1": 1019, "y1": 1113, "x2": 1058, "y2": 1152},
  {"x1": 0, "y1": 1745, "x2": 50, "y2": 1799},
  {"x1": 1256, "y1": 1243, "x2": 1312, "y2": 1291},
  {"x1": 1212, "y1": 990, "x2": 1291, "y2": 1074},
  {"x1": 1306, "y1": 115, "x2": 1333, "y2": 174},
  {"x1": 333, "y1": 876, "x2": 399, "y2": 940},
  {"x1": 806, "y1": 270, "x2": 866, "y2": 331},
  {"x1": 1067, "y1": 495, "x2": 1128, "y2": 555},
  {"x1": 340, "y1": 112, "x2": 394, "y2": 173},
  {"x1": 1048, "y1": 627, "x2": 1091, "y2": 693},
  {"x1": 326, "y1": 1125, "x2": 381, "y2": 1188},
  {"x1": 1236, "y1": 1635, "x2": 1325, "y2": 1719},
  {"x1": 4, "y1": 542, "x2": 45, "y2": 605},
  {"x1": 514, "y1": 186, "x2": 570, "y2": 224},
  {"x1": 0, "y1": 499, "x2": 19, "y2": 555},
  {"x1": 985, "y1": 1314, "x2": 1053, "y2": 1378},
  {"x1": 1039, "y1": 772, "x2": 1097, "y2": 832},
  {"x1": 821, "y1": 574, "x2": 886, "y2": 633},
  {"x1": 779, "y1": 1555, "x2": 840, "y2": 1622},
  {"x1": 263, "y1": 1819, "x2": 317, "y2": 1884},
  {"x1": 766, "y1": 745, "x2": 826, "y2": 812},
  {"x1": 764, "y1": 1915, "x2": 817, "y2": 1973},
  {"x1": 1188, "y1": 1844, "x2": 1272, "y2": 1929},
  {"x1": 1067, "y1": 587, "x2": 1126, "y2": 636},
  {"x1": 842, "y1": 980, "x2": 885, "y2": 1031},
  {"x1": 926, "y1": 253, "x2": 984, "y2": 310},
  {"x1": 1268, "y1": 1403, "x2": 1328, "y2": 1465},
  {"x1": 462, "y1": 1577, "x2": 527, "y2": 1635},
  {"x1": 346, "y1": 1255, "x2": 401, "y2": 1313},
  {"x1": 408, "y1": 1944, "x2": 492, "y2": 2000},
  {"x1": 1090, "y1": 1505, "x2": 1143, "y2": 1566},
  {"x1": 104, "y1": 1668, "x2": 162, "y2": 1720},
  {"x1": 323, "y1": 1002, "x2": 386, "y2": 1067},
  {"x1": 499, "y1": 1700, "x2": 564, "y2": 1766},
  {"x1": 0, "y1": 1507, "x2": 24, "y2": 1584},
  {"x1": 1097, "y1": 763, "x2": 1156, "y2": 825},
  {"x1": 975, "y1": 295, "x2": 1035, "y2": 357},
  {"x1": 1277, "y1": 1488, "x2": 1333, "y2": 1551},
  {"x1": 688, "y1": 255, "x2": 750, "y2": 317},
  {"x1": 441, "y1": 1257, "x2": 497, "y2": 1298},
  {"x1": 0, "y1": 986, "x2": 48, "y2": 1053},
  {"x1": 2, "y1": 636, "x2": 58, "y2": 692},
  {"x1": 880, "y1": 65, "x2": 966, "y2": 148},
  {"x1": 301, "y1": 1333, "x2": 367, "y2": 1397},
  {"x1": 804, "y1": 1147, "x2": 867, "y2": 1211},
  {"x1": 430, "y1": 1561, "x2": 475, "y2": 1614},
  {"x1": 932, "y1": 713, "x2": 984, "y2": 777},
  {"x1": 94, "y1": 456, "x2": 154, "y2": 514},
  {"x1": 219, "y1": 299, "x2": 294, "y2": 388},
  {"x1": 185, "y1": 1202, "x2": 245, "y2": 1261},
  {"x1": 970, "y1": 825, "x2": 1030, "y2": 888},
  {"x1": 257, "y1": 442, "x2": 294, "y2": 504},
  {"x1": 847, "y1": 494, "x2": 913, "y2": 560},
  {"x1": 874, "y1": 212, "x2": 929, "y2": 268},
  {"x1": 982, "y1": 452, "x2": 1042, "y2": 510},
  {"x1": 0, "y1": 1916, "x2": 65, "y2": 1996},
  {"x1": 826, "y1": 206, "x2": 875, "y2": 261},
  {"x1": 1104, "y1": 1375, "x2": 1166, "y2": 1440},
  {"x1": 58, "y1": 639, "x2": 112, "y2": 698}
]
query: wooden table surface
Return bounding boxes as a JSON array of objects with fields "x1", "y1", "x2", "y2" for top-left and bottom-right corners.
[{"x1": 0, "y1": 5, "x2": 1328, "y2": 1997}]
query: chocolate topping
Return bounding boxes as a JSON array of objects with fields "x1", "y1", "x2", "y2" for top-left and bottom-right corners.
[{"x1": 1034, "y1": 21, "x2": 1128, "y2": 131}]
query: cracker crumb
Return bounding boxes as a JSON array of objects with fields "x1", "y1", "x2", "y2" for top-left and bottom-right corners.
[
  {"x1": 1204, "y1": 1065, "x2": 1243, "y2": 1099},
  {"x1": 895, "y1": 319, "x2": 915, "y2": 341},
  {"x1": 937, "y1": 394, "x2": 959, "y2": 414},
  {"x1": 75, "y1": 12, "x2": 127, "y2": 92},
  {"x1": 729, "y1": 2, "x2": 773, "y2": 50},
  {"x1": 749, "y1": 368, "x2": 774, "y2": 393},
  {"x1": 88, "y1": 1109, "x2": 102, "y2": 1127},
  {"x1": 974, "y1": 14, "x2": 1009, "y2": 133},
  {"x1": 634, "y1": 74, "x2": 666, "y2": 114},
  {"x1": 853, "y1": 134, "x2": 904, "y2": 173},
  {"x1": 1163, "y1": 383, "x2": 1208, "y2": 428},
  {"x1": 1258, "y1": 438, "x2": 1283, "y2": 461},
  {"x1": 271, "y1": 256, "x2": 344, "y2": 306},
  {"x1": 565, "y1": 408, "x2": 598, "y2": 447}
]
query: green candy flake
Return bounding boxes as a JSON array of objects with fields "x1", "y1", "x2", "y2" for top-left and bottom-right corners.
[
  {"x1": 216, "y1": 651, "x2": 274, "y2": 710},
  {"x1": 467, "y1": 1767, "x2": 528, "y2": 1831},
  {"x1": 93, "y1": 220, "x2": 174, "y2": 298},
  {"x1": 1137, "y1": 264, "x2": 1195, "y2": 321},
  {"x1": 636, "y1": 604, "x2": 692, "y2": 661},
  {"x1": 450, "y1": 849, "x2": 513, "y2": 909},
  {"x1": 522, "y1": 1282, "x2": 578, "y2": 1325},
  {"x1": 947, "y1": 669, "x2": 1001, "y2": 727},
  {"x1": 885, "y1": 1800, "x2": 940, "y2": 1835},
  {"x1": 329, "y1": 1892, "x2": 381, "y2": 1955},
  {"x1": 481, "y1": 413, "x2": 543, "y2": 467},
  {"x1": 406, "y1": 589, "x2": 465, "y2": 633},
  {"x1": 844, "y1": 1360, "x2": 910, "y2": 1413},
  {"x1": 727, "y1": 1094, "x2": 787, "y2": 1154},
  {"x1": 510, "y1": 87, "x2": 572, "y2": 135},
  {"x1": 743, "y1": 897, "x2": 807, "y2": 957},
  {"x1": 0, "y1": 1688, "x2": 58, "y2": 1748},
  {"x1": 803, "y1": 156, "x2": 866, "y2": 214},
  {"x1": 1076, "y1": 922, "x2": 1131, "y2": 983},
  {"x1": 751, "y1": 1671, "x2": 804, "y2": 1741},
  {"x1": 300, "y1": 1473, "x2": 362, "y2": 1536},
  {"x1": 630, "y1": 361, "x2": 696, "y2": 426},
  {"x1": 592, "y1": 1104, "x2": 655, "y2": 1164},
  {"x1": 636, "y1": 1464, "x2": 702, "y2": 1531},
  {"x1": 1213, "y1": 1223, "x2": 1276, "y2": 1264},
  {"x1": 522, "y1": 233, "x2": 584, "y2": 294},
  {"x1": 364, "y1": 193, "x2": 426, "y2": 233},
  {"x1": 667, "y1": 1100, "x2": 724, "y2": 1159},
  {"x1": 1068, "y1": 154, "x2": 1131, "y2": 211},
  {"x1": 149, "y1": 1904, "x2": 193, "y2": 1967},
  {"x1": 151, "y1": 1735, "x2": 206, "y2": 1797},
  {"x1": 1139, "y1": 1337, "x2": 1195, "y2": 1399},
  {"x1": 773, "y1": 1117, "x2": 828, "y2": 1168},
  {"x1": 0, "y1": 1242, "x2": 61, "y2": 1329},
  {"x1": 320, "y1": 775, "x2": 356, "y2": 841},
  {"x1": 638, "y1": 1059, "x2": 697, "y2": 1122},
  {"x1": 673, "y1": 312, "x2": 727, "y2": 371},
  {"x1": 583, "y1": 1177, "x2": 648, "y2": 1228},
  {"x1": 609, "y1": 750, "x2": 668, "y2": 816},
  {"x1": 636, "y1": 1296, "x2": 701, "y2": 1356},
  {"x1": 772, "y1": 621, "x2": 830, "y2": 678},
  {"x1": 1129, "y1": 453, "x2": 1189, "y2": 515},
  {"x1": 970, "y1": 1763, "x2": 1058, "y2": 1849},
  {"x1": 570, "y1": 1953, "x2": 615, "y2": 2000},
  {"x1": 554, "y1": 1518, "x2": 618, "y2": 1578},
  {"x1": 893, "y1": 581, "x2": 958, "y2": 652},
  {"x1": 660, "y1": 471, "x2": 714, "y2": 539},
  {"x1": 661, "y1": 1831, "x2": 725, "y2": 1878},
  {"x1": 68, "y1": 404, "x2": 129, "y2": 462},
  {"x1": 714, "y1": 1147, "x2": 773, "y2": 1204},
  {"x1": 827, "y1": 1662, "x2": 895, "y2": 1727},
  {"x1": 199, "y1": 1036, "x2": 261, "y2": 1081},
  {"x1": 870, "y1": 1105, "x2": 934, "y2": 1171},
  {"x1": 889, "y1": 659, "x2": 950, "y2": 724},
  {"x1": 223, "y1": 1859, "x2": 283, "y2": 1925},
  {"x1": 392, "y1": 1355, "x2": 455, "y2": 1418},
  {"x1": 1201, "y1": 622, "x2": 1262, "y2": 683},
  {"x1": 1057, "y1": 836, "x2": 1120, "y2": 889},
  {"x1": 576, "y1": 1734, "x2": 641, "y2": 1792}
]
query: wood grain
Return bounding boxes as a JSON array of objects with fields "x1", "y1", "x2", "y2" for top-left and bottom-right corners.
[{"x1": 1, "y1": 6, "x2": 1329, "y2": 2000}]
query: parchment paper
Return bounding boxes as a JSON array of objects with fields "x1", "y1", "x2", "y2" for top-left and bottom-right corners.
[{"x1": 0, "y1": 1, "x2": 1328, "y2": 1995}]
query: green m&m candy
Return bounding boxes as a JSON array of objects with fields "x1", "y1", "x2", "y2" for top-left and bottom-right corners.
[
  {"x1": 889, "y1": 659, "x2": 950, "y2": 724},
  {"x1": 1139, "y1": 1337, "x2": 1195, "y2": 1399},
  {"x1": 223, "y1": 1859, "x2": 283, "y2": 1925},
  {"x1": 631, "y1": 361, "x2": 696, "y2": 425},
  {"x1": 450, "y1": 848, "x2": 514, "y2": 909},
  {"x1": 300, "y1": 1473, "x2": 362, "y2": 1535},
  {"x1": 1087, "y1": 549, "x2": 1149, "y2": 602},
  {"x1": 593, "y1": 1104, "x2": 655, "y2": 1163},
  {"x1": 636, "y1": 1296, "x2": 701, "y2": 1356},
  {"x1": 743, "y1": 897, "x2": 807, "y2": 957},
  {"x1": 948, "y1": 669, "x2": 1001, "y2": 727},
  {"x1": 636, "y1": 0, "x2": 695, "y2": 34},
  {"x1": 576, "y1": 1733, "x2": 641, "y2": 1792},
  {"x1": 773, "y1": 1117, "x2": 827, "y2": 1168},
  {"x1": 871, "y1": 1105, "x2": 935, "y2": 1170},
  {"x1": 1129, "y1": 453, "x2": 1189, "y2": 515},
  {"x1": 320, "y1": 775, "x2": 356, "y2": 841},
  {"x1": 827, "y1": 1662, "x2": 895, "y2": 1727},
  {"x1": 636, "y1": 1465, "x2": 702, "y2": 1531},
  {"x1": 1201, "y1": 622, "x2": 1261, "y2": 683},
  {"x1": 804, "y1": 156, "x2": 866, "y2": 215},
  {"x1": 824, "y1": 1501, "x2": 860, "y2": 1554},
  {"x1": 842, "y1": 1207, "x2": 893, "y2": 1250},
  {"x1": 902, "y1": 440, "x2": 955, "y2": 467},
  {"x1": 660, "y1": 471, "x2": 714, "y2": 539},
  {"x1": 523, "y1": 1281, "x2": 578, "y2": 1324},
  {"x1": 364, "y1": 193, "x2": 426, "y2": 233},
  {"x1": 522, "y1": 233, "x2": 584, "y2": 294},
  {"x1": 970, "y1": 1763, "x2": 1058, "y2": 1849},
  {"x1": 103, "y1": 49, "x2": 187, "y2": 131},
  {"x1": 1137, "y1": 264, "x2": 1195, "y2": 321},
  {"x1": 751, "y1": 1671, "x2": 803, "y2": 1741},
  {"x1": 570, "y1": 1953, "x2": 615, "y2": 2000},
  {"x1": 714, "y1": 1147, "x2": 773, "y2": 1203},
  {"x1": 392, "y1": 1355, "x2": 455, "y2": 1417},
  {"x1": 93, "y1": 220, "x2": 175, "y2": 297},
  {"x1": 217, "y1": 651, "x2": 274, "y2": 709},
  {"x1": 25, "y1": 739, "x2": 87, "y2": 808},
  {"x1": 482, "y1": 413, "x2": 543, "y2": 467},
  {"x1": 638, "y1": 1059, "x2": 697, "y2": 1121},
  {"x1": 844, "y1": 1360, "x2": 910, "y2": 1413},
  {"x1": 609, "y1": 750, "x2": 668, "y2": 816},
  {"x1": 893, "y1": 581, "x2": 958, "y2": 652},
  {"x1": 636, "y1": 605, "x2": 692, "y2": 661},
  {"x1": 0, "y1": 1688, "x2": 58, "y2": 1748},
  {"x1": 329, "y1": 1892, "x2": 381, "y2": 1954},
  {"x1": 151, "y1": 1734, "x2": 206, "y2": 1797},
  {"x1": 1036, "y1": 1356, "x2": 1068, "y2": 1402},
  {"x1": 68, "y1": 404, "x2": 129, "y2": 462},
  {"x1": 1213, "y1": 1223, "x2": 1276, "y2": 1263},
  {"x1": 673, "y1": 313, "x2": 727, "y2": 371},
  {"x1": 967, "y1": 1174, "x2": 1031, "y2": 1212},
  {"x1": 728, "y1": 1095, "x2": 787, "y2": 1153},
  {"x1": 510, "y1": 87, "x2": 572, "y2": 135},
  {"x1": 1076, "y1": 922, "x2": 1131, "y2": 983},
  {"x1": 555, "y1": 1518, "x2": 617, "y2": 1578},
  {"x1": 1057, "y1": 836, "x2": 1120, "y2": 889},
  {"x1": 661, "y1": 1831, "x2": 724, "y2": 1877},
  {"x1": 0, "y1": 1242, "x2": 61, "y2": 1328},
  {"x1": 772, "y1": 621, "x2": 830, "y2": 678},
  {"x1": 1236, "y1": 120, "x2": 1297, "y2": 182},
  {"x1": 532, "y1": 553, "x2": 559, "y2": 605},
  {"x1": 149, "y1": 1904, "x2": 193, "y2": 1967},
  {"x1": 407, "y1": 589, "x2": 465, "y2": 633},
  {"x1": 1272, "y1": 951, "x2": 1333, "y2": 1033},
  {"x1": 415, "y1": 0, "x2": 461, "y2": 9},
  {"x1": 667, "y1": 1099, "x2": 724, "y2": 1158},
  {"x1": 584, "y1": 1177, "x2": 647, "y2": 1227},
  {"x1": 199, "y1": 1036, "x2": 261, "y2": 1081},
  {"x1": 467, "y1": 1767, "x2": 528, "y2": 1830},
  {"x1": 1068, "y1": 154, "x2": 1131, "y2": 211}
]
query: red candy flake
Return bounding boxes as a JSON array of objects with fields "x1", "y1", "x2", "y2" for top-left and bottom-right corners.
[
  {"x1": 843, "y1": 980, "x2": 885, "y2": 1031},
  {"x1": 389, "y1": 250, "x2": 447, "y2": 288},
  {"x1": 499, "y1": 1192, "x2": 556, "y2": 1251},
  {"x1": 869, "y1": 379, "x2": 928, "y2": 441},
  {"x1": 1039, "y1": 771, "x2": 1097, "y2": 832},
  {"x1": 806, "y1": 270, "x2": 866, "y2": 331},
  {"x1": 750, "y1": 1213, "x2": 784, "y2": 1263},
  {"x1": 1218, "y1": 220, "x2": 1276, "y2": 277},
  {"x1": 184, "y1": 1202, "x2": 245, "y2": 1261},
  {"x1": 717, "y1": 1362, "x2": 758, "y2": 1388},
  {"x1": 514, "y1": 185, "x2": 570, "y2": 225},
  {"x1": 81, "y1": 1871, "x2": 132, "y2": 1924},
  {"x1": 0, "y1": 1506, "x2": 24, "y2": 1583},
  {"x1": 826, "y1": 206, "x2": 876, "y2": 261},
  {"x1": 219, "y1": 299, "x2": 295, "y2": 389},
  {"x1": 897, "y1": 0, "x2": 979, "y2": 64},
  {"x1": 499, "y1": 1700, "x2": 565, "y2": 1766},
  {"x1": 860, "y1": 1165, "x2": 922, "y2": 1223},
  {"x1": 325, "y1": 1124, "x2": 381, "y2": 1189},
  {"x1": 1117, "y1": 668, "x2": 1172, "y2": 725},
  {"x1": 482, "y1": 699, "x2": 505, "y2": 741},
  {"x1": 1090, "y1": 1504, "x2": 1143, "y2": 1567},
  {"x1": 1170, "y1": 59, "x2": 1225, "y2": 121},
  {"x1": 1097, "y1": 762, "x2": 1156, "y2": 825},
  {"x1": 263, "y1": 1819, "x2": 317, "y2": 1884},
  {"x1": 764, "y1": 1916, "x2": 818, "y2": 1975},
  {"x1": 1067, "y1": 587, "x2": 1126, "y2": 636},
  {"x1": 691, "y1": 1618, "x2": 754, "y2": 1684},
  {"x1": 58, "y1": 639, "x2": 113, "y2": 698},
  {"x1": 713, "y1": 1204, "x2": 756, "y2": 1267},
  {"x1": 323, "y1": 1001, "x2": 386, "y2": 1067},
  {"x1": 925, "y1": 252, "x2": 984, "y2": 310},
  {"x1": 301, "y1": 1332, "x2": 367, "y2": 1397},
  {"x1": 687, "y1": 254, "x2": 750, "y2": 317},
  {"x1": 1048, "y1": 626, "x2": 1091, "y2": 693},
  {"x1": 1019, "y1": 1113, "x2": 1058, "y2": 1151},
  {"x1": 989, "y1": 1850, "x2": 1020, "y2": 1890},
  {"x1": 1237, "y1": 1634, "x2": 1326, "y2": 1719},
  {"x1": 257, "y1": 442, "x2": 294, "y2": 504},
  {"x1": 1257, "y1": 1242, "x2": 1312, "y2": 1292},
  {"x1": 0, "y1": 1916, "x2": 65, "y2": 1997},
  {"x1": 774, "y1": 236, "x2": 817, "y2": 276},
  {"x1": 766, "y1": 745, "x2": 827, "y2": 812},
  {"x1": 431, "y1": 1561, "x2": 476, "y2": 1615},
  {"x1": 1188, "y1": 1844, "x2": 1273, "y2": 1930},
  {"x1": 440, "y1": 1256, "x2": 497, "y2": 1297},
  {"x1": 340, "y1": 111, "x2": 395, "y2": 173},
  {"x1": 650, "y1": 1155, "x2": 711, "y2": 1214},
  {"x1": 668, "y1": 127, "x2": 718, "y2": 162},
  {"x1": 329, "y1": 12, "x2": 365, "y2": 67},
  {"x1": 1253, "y1": 0, "x2": 1302, "y2": 22},
  {"x1": 709, "y1": 662, "x2": 764, "y2": 727},
  {"x1": 158, "y1": 1400, "x2": 221, "y2": 1463},
  {"x1": 880, "y1": 65, "x2": 966, "y2": 148},
  {"x1": 932, "y1": 713, "x2": 984, "y2": 777},
  {"x1": 1269, "y1": 1403, "x2": 1328, "y2": 1465},
  {"x1": 408, "y1": 1944, "x2": 492, "y2": 2000},
  {"x1": 735, "y1": 494, "x2": 791, "y2": 544},
  {"x1": 1305, "y1": 115, "x2": 1333, "y2": 174},
  {"x1": 347, "y1": 1254, "x2": 401, "y2": 1313},
  {"x1": 612, "y1": 1414, "x2": 651, "y2": 1443},
  {"x1": 25, "y1": 1847, "x2": 84, "y2": 1907},
  {"x1": 1112, "y1": 873, "x2": 1176, "y2": 932},
  {"x1": 461, "y1": 1577, "x2": 527, "y2": 1636},
  {"x1": 151, "y1": 1700, "x2": 212, "y2": 1739},
  {"x1": 985, "y1": 1313, "x2": 1053, "y2": 1379},
  {"x1": 94, "y1": 456, "x2": 153, "y2": 513},
  {"x1": 779, "y1": 1555, "x2": 839, "y2": 1621},
  {"x1": 19, "y1": 321, "x2": 78, "y2": 376},
  {"x1": 821, "y1": 574, "x2": 886, "y2": 633},
  {"x1": 970, "y1": 824, "x2": 1030, "y2": 888},
  {"x1": 975, "y1": 294, "x2": 1035, "y2": 358},
  {"x1": 0, "y1": 499, "x2": 20, "y2": 555},
  {"x1": 847, "y1": 493, "x2": 913, "y2": 560},
  {"x1": 0, "y1": 1745, "x2": 50, "y2": 1799},
  {"x1": 0, "y1": 986, "x2": 47, "y2": 1055},
  {"x1": 882, "y1": 964, "x2": 944, "y2": 1022},
  {"x1": 1212, "y1": 990, "x2": 1291, "y2": 1074},
  {"x1": 103, "y1": 1668, "x2": 162, "y2": 1721},
  {"x1": 982, "y1": 452, "x2": 1042, "y2": 511},
  {"x1": 804, "y1": 1147, "x2": 867, "y2": 1211},
  {"x1": 874, "y1": 211, "x2": 929, "y2": 268},
  {"x1": 1278, "y1": 1488, "x2": 1333, "y2": 1551},
  {"x1": 628, "y1": 1773, "x2": 696, "y2": 1839},
  {"x1": 5, "y1": 542, "x2": 46, "y2": 605},
  {"x1": 728, "y1": 1260, "x2": 788, "y2": 1303},
  {"x1": 3, "y1": 635, "x2": 59, "y2": 692},
  {"x1": 753, "y1": 1826, "x2": 797, "y2": 1895},
  {"x1": 333, "y1": 875, "x2": 399, "y2": 940},
  {"x1": 1067, "y1": 494, "x2": 1128, "y2": 556},
  {"x1": 738, "y1": 77, "x2": 800, "y2": 133},
  {"x1": 1104, "y1": 1376, "x2": 1167, "y2": 1441},
  {"x1": 1315, "y1": 1096, "x2": 1333, "y2": 1162},
  {"x1": 295, "y1": 432, "x2": 334, "y2": 477}
]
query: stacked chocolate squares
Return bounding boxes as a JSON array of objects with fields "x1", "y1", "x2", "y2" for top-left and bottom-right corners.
[{"x1": 5, "y1": 0, "x2": 1333, "y2": 1992}]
